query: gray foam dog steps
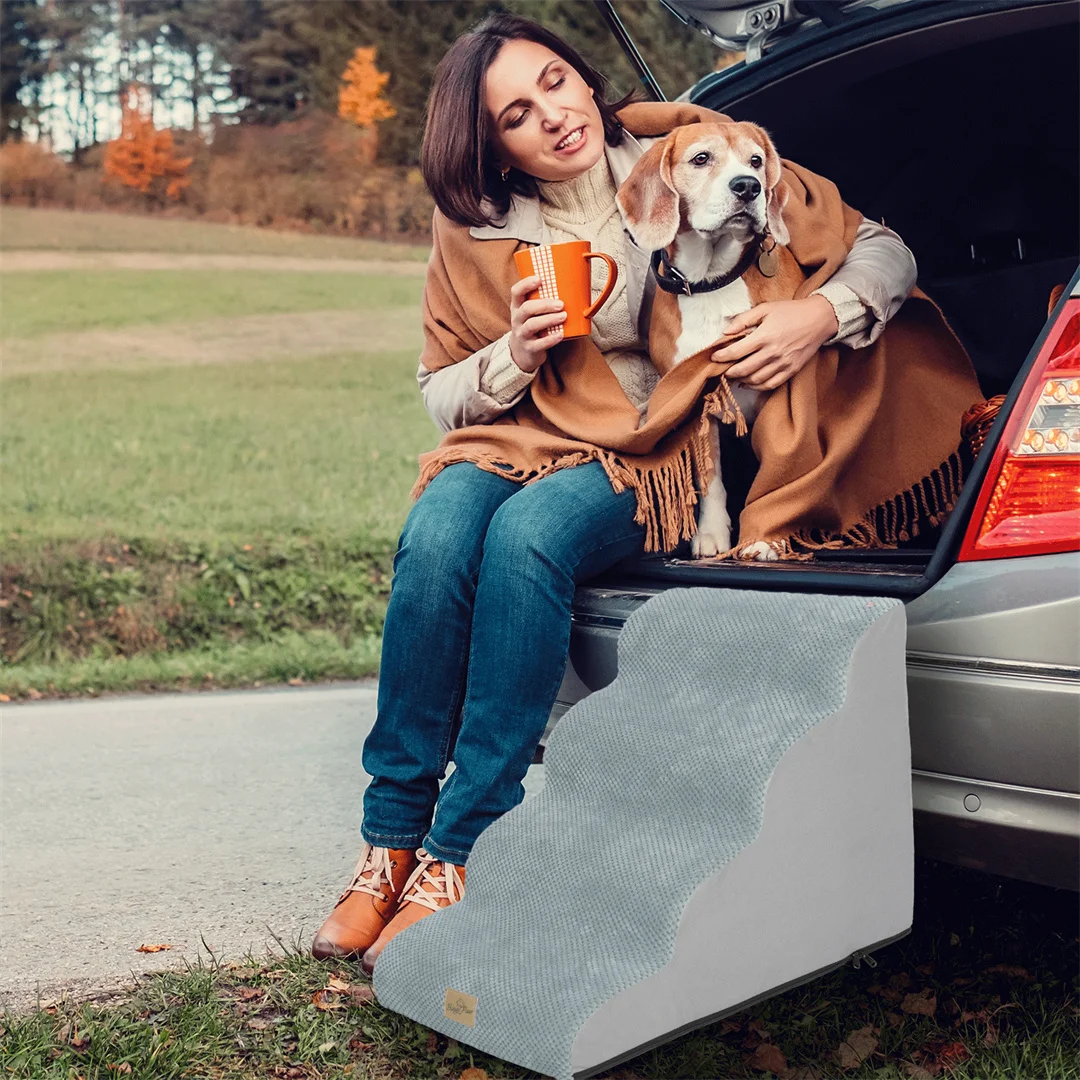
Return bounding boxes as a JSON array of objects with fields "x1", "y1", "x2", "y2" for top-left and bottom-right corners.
[{"x1": 373, "y1": 587, "x2": 913, "y2": 1080}]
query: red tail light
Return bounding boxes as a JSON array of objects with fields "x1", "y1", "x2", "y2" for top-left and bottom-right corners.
[{"x1": 958, "y1": 298, "x2": 1080, "y2": 561}]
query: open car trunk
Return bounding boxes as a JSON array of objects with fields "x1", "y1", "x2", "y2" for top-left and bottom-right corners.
[{"x1": 604, "y1": 0, "x2": 1079, "y2": 599}]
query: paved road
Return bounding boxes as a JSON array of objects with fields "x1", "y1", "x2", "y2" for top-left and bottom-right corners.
[{"x1": 0, "y1": 683, "x2": 546, "y2": 1013}]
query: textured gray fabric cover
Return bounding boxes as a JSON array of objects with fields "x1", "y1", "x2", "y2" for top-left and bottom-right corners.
[{"x1": 373, "y1": 587, "x2": 903, "y2": 1079}]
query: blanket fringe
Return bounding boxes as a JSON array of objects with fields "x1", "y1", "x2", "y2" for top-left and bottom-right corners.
[
  {"x1": 724, "y1": 445, "x2": 968, "y2": 562},
  {"x1": 409, "y1": 447, "x2": 603, "y2": 502},
  {"x1": 600, "y1": 439, "x2": 704, "y2": 553},
  {"x1": 702, "y1": 375, "x2": 748, "y2": 439},
  {"x1": 411, "y1": 391, "x2": 983, "y2": 560},
  {"x1": 411, "y1": 387, "x2": 743, "y2": 554}
]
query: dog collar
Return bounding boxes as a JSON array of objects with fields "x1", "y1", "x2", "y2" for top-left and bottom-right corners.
[{"x1": 650, "y1": 235, "x2": 763, "y2": 297}]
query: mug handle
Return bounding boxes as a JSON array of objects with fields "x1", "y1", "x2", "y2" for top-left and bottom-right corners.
[{"x1": 582, "y1": 252, "x2": 618, "y2": 319}]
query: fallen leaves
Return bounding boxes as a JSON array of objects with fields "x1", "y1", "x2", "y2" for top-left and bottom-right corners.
[
  {"x1": 748, "y1": 1041, "x2": 788, "y2": 1074},
  {"x1": 458, "y1": 1069, "x2": 489, "y2": 1080},
  {"x1": 835, "y1": 1025, "x2": 879, "y2": 1069},
  {"x1": 312, "y1": 975, "x2": 375, "y2": 1011},
  {"x1": 311, "y1": 989, "x2": 343, "y2": 1011},
  {"x1": 901, "y1": 988, "x2": 938, "y2": 1017},
  {"x1": 901, "y1": 1064, "x2": 935, "y2": 1080},
  {"x1": 910, "y1": 1038, "x2": 971, "y2": 1076},
  {"x1": 135, "y1": 943, "x2": 173, "y2": 953},
  {"x1": 59, "y1": 1020, "x2": 90, "y2": 1051},
  {"x1": 346, "y1": 1030, "x2": 375, "y2": 1052}
]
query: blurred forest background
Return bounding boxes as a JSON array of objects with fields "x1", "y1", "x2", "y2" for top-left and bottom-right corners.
[{"x1": 0, "y1": 0, "x2": 728, "y2": 241}]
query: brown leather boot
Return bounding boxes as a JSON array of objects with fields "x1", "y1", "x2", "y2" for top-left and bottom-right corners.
[
  {"x1": 360, "y1": 847, "x2": 466, "y2": 975},
  {"x1": 311, "y1": 842, "x2": 420, "y2": 960}
]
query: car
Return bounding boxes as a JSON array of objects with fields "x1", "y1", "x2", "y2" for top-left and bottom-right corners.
[{"x1": 538, "y1": 0, "x2": 1080, "y2": 892}]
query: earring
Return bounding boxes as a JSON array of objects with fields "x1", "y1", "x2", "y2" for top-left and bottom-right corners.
[{"x1": 500, "y1": 167, "x2": 510, "y2": 182}]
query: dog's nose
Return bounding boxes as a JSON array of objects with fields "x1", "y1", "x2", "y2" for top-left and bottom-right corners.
[{"x1": 729, "y1": 175, "x2": 761, "y2": 202}]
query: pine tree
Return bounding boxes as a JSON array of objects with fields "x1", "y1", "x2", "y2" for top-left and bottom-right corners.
[
  {"x1": 0, "y1": 0, "x2": 49, "y2": 142},
  {"x1": 124, "y1": 0, "x2": 237, "y2": 130}
]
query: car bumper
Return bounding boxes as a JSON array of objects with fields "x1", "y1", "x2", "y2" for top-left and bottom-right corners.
[{"x1": 912, "y1": 770, "x2": 1079, "y2": 891}]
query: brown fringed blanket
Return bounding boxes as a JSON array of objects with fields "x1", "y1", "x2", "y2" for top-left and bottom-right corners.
[{"x1": 413, "y1": 102, "x2": 983, "y2": 556}]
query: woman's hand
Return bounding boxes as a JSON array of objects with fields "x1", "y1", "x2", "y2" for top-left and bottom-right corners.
[
  {"x1": 710, "y1": 295, "x2": 839, "y2": 391},
  {"x1": 509, "y1": 276, "x2": 567, "y2": 373}
]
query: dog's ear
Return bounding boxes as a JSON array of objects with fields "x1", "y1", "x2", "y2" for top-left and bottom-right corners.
[
  {"x1": 766, "y1": 177, "x2": 790, "y2": 246},
  {"x1": 738, "y1": 121, "x2": 790, "y2": 246},
  {"x1": 616, "y1": 134, "x2": 680, "y2": 252}
]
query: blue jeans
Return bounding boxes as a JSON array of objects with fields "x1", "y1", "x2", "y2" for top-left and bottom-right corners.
[{"x1": 360, "y1": 460, "x2": 647, "y2": 865}]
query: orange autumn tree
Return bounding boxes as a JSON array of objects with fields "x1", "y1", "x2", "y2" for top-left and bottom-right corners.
[
  {"x1": 337, "y1": 46, "x2": 395, "y2": 162},
  {"x1": 104, "y1": 84, "x2": 193, "y2": 204}
]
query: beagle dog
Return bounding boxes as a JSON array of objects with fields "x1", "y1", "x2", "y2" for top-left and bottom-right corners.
[{"x1": 616, "y1": 121, "x2": 802, "y2": 560}]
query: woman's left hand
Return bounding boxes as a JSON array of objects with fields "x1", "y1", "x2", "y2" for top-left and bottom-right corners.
[{"x1": 710, "y1": 295, "x2": 839, "y2": 391}]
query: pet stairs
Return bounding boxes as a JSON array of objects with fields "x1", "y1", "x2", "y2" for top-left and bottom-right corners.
[{"x1": 372, "y1": 587, "x2": 913, "y2": 1080}]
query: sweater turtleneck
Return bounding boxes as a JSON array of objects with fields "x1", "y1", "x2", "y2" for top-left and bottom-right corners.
[
  {"x1": 535, "y1": 152, "x2": 619, "y2": 226},
  {"x1": 480, "y1": 150, "x2": 661, "y2": 418}
]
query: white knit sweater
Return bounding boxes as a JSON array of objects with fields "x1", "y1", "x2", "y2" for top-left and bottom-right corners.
[{"x1": 481, "y1": 153, "x2": 660, "y2": 415}]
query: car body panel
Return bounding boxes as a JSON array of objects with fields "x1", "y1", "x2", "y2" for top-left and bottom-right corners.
[{"x1": 911, "y1": 771, "x2": 1079, "y2": 891}]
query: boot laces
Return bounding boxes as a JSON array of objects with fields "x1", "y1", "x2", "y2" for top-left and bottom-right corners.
[
  {"x1": 399, "y1": 847, "x2": 464, "y2": 912},
  {"x1": 339, "y1": 842, "x2": 398, "y2": 903}
]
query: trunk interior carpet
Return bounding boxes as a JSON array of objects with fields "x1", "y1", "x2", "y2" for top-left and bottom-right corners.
[{"x1": 372, "y1": 587, "x2": 913, "y2": 1079}]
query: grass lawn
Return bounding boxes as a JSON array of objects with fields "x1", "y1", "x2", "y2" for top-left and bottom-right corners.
[
  {"x1": 3, "y1": 350, "x2": 429, "y2": 546},
  {"x1": 0, "y1": 206, "x2": 430, "y2": 261},
  {"x1": 1, "y1": 270, "x2": 423, "y2": 338},
  {"x1": 2, "y1": 860, "x2": 1076, "y2": 1079},
  {"x1": 1, "y1": 210, "x2": 434, "y2": 696}
]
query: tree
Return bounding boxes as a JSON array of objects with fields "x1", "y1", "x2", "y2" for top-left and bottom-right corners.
[
  {"x1": 123, "y1": 0, "x2": 238, "y2": 131},
  {"x1": 219, "y1": 0, "x2": 320, "y2": 125},
  {"x1": 0, "y1": 0, "x2": 50, "y2": 142},
  {"x1": 337, "y1": 46, "x2": 394, "y2": 128},
  {"x1": 103, "y1": 82, "x2": 192, "y2": 202}
]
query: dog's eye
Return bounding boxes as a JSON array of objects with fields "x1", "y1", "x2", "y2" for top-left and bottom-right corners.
[
  {"x1": 690, "y1": 152, "x2": 711, "y2": 167},
  {"x1": 749, "y1": 154, "x2": 763, "y2": 169}
]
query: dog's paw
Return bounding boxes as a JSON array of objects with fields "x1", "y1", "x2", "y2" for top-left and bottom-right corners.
[
  {"x1": 691, "y1": 527, "x2": 732, "y2": 558},
  {"x1": 741, "y1": 540, "x2": 781, "y2": 562}
]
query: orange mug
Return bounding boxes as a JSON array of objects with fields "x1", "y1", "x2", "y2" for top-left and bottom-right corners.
[{"x1": 513, "y1": 240, "x2": 618, "y2": 340}]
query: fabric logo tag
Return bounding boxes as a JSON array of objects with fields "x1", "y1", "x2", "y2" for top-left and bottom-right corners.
[{"x1": 443, "y1": 987, "x2": 477, "y2": 1027}]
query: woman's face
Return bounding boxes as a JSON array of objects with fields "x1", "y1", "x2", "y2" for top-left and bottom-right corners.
[{"x1": 485, "y1": 39, "x2": 605, "y2": 182}]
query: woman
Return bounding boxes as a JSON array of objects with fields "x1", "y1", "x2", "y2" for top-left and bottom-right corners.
[{"x1": 310, "y1": 12, "x2": 924, "y2": 975}]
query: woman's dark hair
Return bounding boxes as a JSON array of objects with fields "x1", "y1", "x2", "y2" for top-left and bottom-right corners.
[{"x1": 421, "y1": 11, "x2": 638, "y2": 228}]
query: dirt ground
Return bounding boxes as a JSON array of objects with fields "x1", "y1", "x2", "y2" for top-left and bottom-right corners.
[
  {"x1": 2, "y1": 308, "x2": 425, "y2": 375},
  {"x1": 0, "y1": 250, "x2": 428, "y2": 276}
]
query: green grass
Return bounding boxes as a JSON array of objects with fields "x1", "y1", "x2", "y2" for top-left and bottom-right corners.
[
  {"x1": 0, "y1": 628, "x2": 383, "y2": 699},
  {"x1": 2, "y1": 860, "x2": 1076, "y2": 1079},
  {"x1": 0, "y1": 213, "x2": 434, "y2": 690},
  {"x1": 0, "y1": 205, "x2": 430, "y2": 260},
  {"x1": 1, "y1": 270, "x2": 423, "y2": 338},
  {"x1": 2, "y1": 350, "x2": 432, "y2": 547}
]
